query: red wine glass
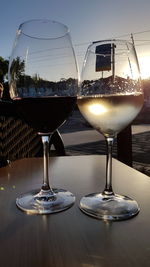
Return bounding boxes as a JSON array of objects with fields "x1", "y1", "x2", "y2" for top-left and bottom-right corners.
[{"x1": 9, "y1": 19, "x2": 78, "y2": 214}]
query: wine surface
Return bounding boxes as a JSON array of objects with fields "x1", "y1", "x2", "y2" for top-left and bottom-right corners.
[
  {"x1": 13, "y1": 97, "x2": 76, "y2": 134},
  {"x1": 77, "y1": 93, "x2": 143, "y2": 137}
]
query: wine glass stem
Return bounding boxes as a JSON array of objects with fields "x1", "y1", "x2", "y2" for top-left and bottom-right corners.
[
  {"x1": 41, "y1": 135, "x2": 53, "y2": 192},
  {"x1": 103, "y1": 137, "x2": 114, "y2": 196}
]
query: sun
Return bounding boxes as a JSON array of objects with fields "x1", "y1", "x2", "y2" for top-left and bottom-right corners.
[
  {"x1": 139, "y1": 56, "x2": 150, "y2": 79},
  {"x1": 89, "y1": 103, "x2": 108, "y2": 115}
]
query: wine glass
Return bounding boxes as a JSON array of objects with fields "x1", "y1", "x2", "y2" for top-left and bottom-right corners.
[
  {"x1": 8, "y1": 19, "x2": 78, "y2": 214},
  {"x1": 78, "y1": 39, "x2": 143, "y2": 220}
]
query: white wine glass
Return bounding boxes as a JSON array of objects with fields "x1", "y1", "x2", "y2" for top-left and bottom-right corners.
[
  {"x1": 9, "y1": 19, "x2": 78, "y2": 214},
  {"x1": 78, "y1": 39, "x2": 143, "y2": 220}
]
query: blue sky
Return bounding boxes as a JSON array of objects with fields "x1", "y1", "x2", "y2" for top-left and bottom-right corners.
[{"x1": 1, "y1": 0, "x2": 150, "y2": 75}]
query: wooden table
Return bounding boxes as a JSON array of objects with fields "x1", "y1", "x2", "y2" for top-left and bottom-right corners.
[{"x1": 0, "y1": 155, "x2": 150, "y2": 267}]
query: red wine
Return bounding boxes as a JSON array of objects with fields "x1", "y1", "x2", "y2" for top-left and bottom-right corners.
[{"x1": 13, "y1": 96, "x2": 76, "y2": 134}]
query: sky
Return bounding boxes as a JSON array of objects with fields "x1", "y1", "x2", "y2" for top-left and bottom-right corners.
[{"x1": 1, "y1": 0, "x2": 150, "y2": 77}]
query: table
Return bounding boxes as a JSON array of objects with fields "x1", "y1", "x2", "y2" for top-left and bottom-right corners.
[{"x1": 0, "y1": 155, "x2": 150, "y2": 267}]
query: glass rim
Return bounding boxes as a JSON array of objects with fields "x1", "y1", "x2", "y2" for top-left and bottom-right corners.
[
  {"x1": 18, "y1": 19, "x2": 70, "y2": 40},
  {"x1": 88, "y1": 39, "x2": 134, "y2": 55}
]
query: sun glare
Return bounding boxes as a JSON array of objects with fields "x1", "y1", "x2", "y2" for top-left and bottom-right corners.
[
  {"x1": 89, "y1": 103, "x2": 107, "y2": 115},
  {"x1": 139, "y1": 56, "x2": 150, "y2": 79}
]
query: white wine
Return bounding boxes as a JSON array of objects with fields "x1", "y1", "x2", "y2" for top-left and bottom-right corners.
[{"x1": 77, "y1": 93, "x2": 143, "y2": 137}]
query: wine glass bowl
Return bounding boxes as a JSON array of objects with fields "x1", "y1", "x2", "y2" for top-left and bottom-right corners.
[
  {"x1": 78, "y1": 39, "x2": 143, "y2": 220},
  {"x1": 9, "y1": 19, "x2": 78, "y2": 214}
]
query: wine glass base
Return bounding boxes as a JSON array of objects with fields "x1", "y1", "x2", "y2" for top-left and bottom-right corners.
[
  {"x1": 79, "y1": 193, "x2": 140, "y2": 221},
  {"x1": 16, "y1": 188, "x2": 75, "y2": 214}
]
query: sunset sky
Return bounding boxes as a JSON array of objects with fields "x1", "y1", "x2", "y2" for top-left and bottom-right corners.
[{"x1": 1, "y1": 0, "x2": 150, "y2": 77}]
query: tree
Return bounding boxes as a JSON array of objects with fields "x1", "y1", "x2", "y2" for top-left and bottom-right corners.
[
  {"x1": 9, "y1": 57, "x2": 25, "y2": 81},
  {"x1": 0, "y1": 56, "x2": 9, "y2": 83}
]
